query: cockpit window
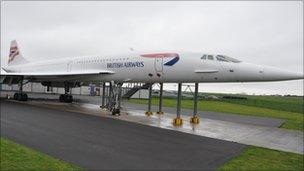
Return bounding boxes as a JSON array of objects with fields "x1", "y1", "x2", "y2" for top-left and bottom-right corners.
[
  {"x1": 201, "y1": 55, "x2": 206, "y2": 60},
  {"x1": 207, "y1": 55, "x2": 214, "y2": 60},
  {"x1": 216, "y1": 55, "x2": 241, "y2": 63},
  {"x1": 216, "y1": 55, "x2": 229, "y2": 62}
]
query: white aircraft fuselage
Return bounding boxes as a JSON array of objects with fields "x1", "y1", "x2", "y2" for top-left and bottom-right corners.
[
  {"x1": 3, "y1": 52, "x2": 303, "y2": 84},
  {"x1": 1, "y1": 40, "x2": 303, "y2": 89},
  {"x1": 1, "y1": 40, "x2": 303, "y2": 106}
]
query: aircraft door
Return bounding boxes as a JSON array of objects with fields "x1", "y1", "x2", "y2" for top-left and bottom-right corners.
[{"x1": 154, "y1": 57, "x2": 163, "y2": 73}]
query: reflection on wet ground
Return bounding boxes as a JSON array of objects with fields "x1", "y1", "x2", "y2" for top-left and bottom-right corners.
[{"x1": 5, "y1": 98, "x2": 303, "y2": 154}]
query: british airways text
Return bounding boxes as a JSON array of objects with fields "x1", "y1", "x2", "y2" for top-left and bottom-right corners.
[{"x1": 107, "y1": 61, "x2": 145, "y2": 68}]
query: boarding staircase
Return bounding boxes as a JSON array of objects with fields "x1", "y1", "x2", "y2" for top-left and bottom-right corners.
[{"x1": 122, "y1": 83, "x2": 152, "y2": 99}]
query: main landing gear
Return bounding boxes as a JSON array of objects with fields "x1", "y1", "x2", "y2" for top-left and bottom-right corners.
[
  {"x1": 13, "y1": 92, "x2": 28, "y2": 101},
  {"x1": 13, "y1": 76, "x2": 28, "y2": 101},
  {"x1": 59, "y1": 94, "x2": 73, "y2": 103},
  {"x1": 103, "y1": 81, "x2": 123, "y2": 115},
  {"x1": 59, "y1": 82, "x2": 73, "y2": 103}
]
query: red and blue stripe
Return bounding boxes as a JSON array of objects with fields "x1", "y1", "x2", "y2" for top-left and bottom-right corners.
[{"x1": 140, "y1": 53, "x2": 180, "y2": 66}]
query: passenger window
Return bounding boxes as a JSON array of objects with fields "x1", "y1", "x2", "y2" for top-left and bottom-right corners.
[
  {"x1": 207, "y1": 55, "x2": 214, "y2": 60},
  {"x1": 201, "y1": 55, "x2": 206, "y2": 60}
]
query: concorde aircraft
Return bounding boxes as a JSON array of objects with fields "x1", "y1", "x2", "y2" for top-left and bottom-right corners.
[{"x1": 1, "y1": 40, "x2": 303, "y2": 114}]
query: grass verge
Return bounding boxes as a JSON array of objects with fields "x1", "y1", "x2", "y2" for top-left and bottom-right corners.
[
  {"x1": 219, "y1": 146, "x2": 304, "y2": 171},
  {"x1": 220, "y1": 97, "x2": 303, "y2": 114},
  {"x1": 204, "y1": 93, "x2": 303, "y2": 113},
  {"x1": 0, "y1": 137, "x2": 83, "y2": 171},
  {"x1": 129, "y1": 98, "x2": 304, "y2": 131}
]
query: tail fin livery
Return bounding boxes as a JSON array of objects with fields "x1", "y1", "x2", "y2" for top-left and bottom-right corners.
[{"x1": 8, "y1": 40, "x2": 28, "y2": 66}]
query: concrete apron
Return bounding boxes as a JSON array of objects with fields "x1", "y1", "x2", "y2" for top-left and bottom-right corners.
[{"x1": 6, "y1": 100, "x2": 304, "y2": 155}]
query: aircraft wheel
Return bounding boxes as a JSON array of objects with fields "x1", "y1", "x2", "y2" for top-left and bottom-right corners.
[
  {"x1": 112, "y1": 108, "x2": 120, "y2": 115},
  {"x1": 59, "y1": 94, "x2": 73, "y2": 103},
  {"x1": 64, "y1": 94, "x2": 73, "y2": 103},
  {"x1": 13, "y1": 93, "x2": 18, "y2": 100},
  {"x1": 59, "y1": 94, "x2": 64, "y2": 102},
  {"x1": 66, "y1": 95, "x2": 73, "y2": 103},
  {"x1": 21, "y1": 93, "x2": 28, "y2": 101},
  {"x1": 17, "y1": 93, "x2": 23, "y2": 101},
  {"x1": 13, "y1": 93, "x2": 28, "y2": 101}
]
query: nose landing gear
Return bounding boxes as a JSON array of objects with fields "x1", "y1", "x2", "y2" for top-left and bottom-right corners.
[{"x1": 13, "y1": 76, "x2": 28, "y2": 101}]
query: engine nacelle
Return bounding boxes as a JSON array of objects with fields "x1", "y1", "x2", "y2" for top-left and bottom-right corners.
[{"x1": 0, "y1": 76, "x2": 23, "y2": 85}]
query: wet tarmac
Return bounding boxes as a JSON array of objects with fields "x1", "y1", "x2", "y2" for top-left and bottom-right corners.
[
  {"x1": 1, "y1": 95, "x2": 303, "y2": 154},
  {"x1": 0, "y1": 91, "x2": 286, "y2": 127},
  {"x1": 1, "y1": 100, "x2": 246, "y2": 170}
]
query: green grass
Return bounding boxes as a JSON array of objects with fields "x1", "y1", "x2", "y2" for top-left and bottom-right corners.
[
  {"x1": 219, "y1": 146, "x2": 304, "y2": 171},
  {"x1": 129, "y1": 98, "x2": 304, "y2": 131},
  {"x1": 183, "y1": 92, "x2": 303, "y2": 113},
  {"x1": 219, "y1": 95, "x2": 303, "y2": 114},
  {"x1": 0, "y1": 138, "x2": 83, "y2": 171}
]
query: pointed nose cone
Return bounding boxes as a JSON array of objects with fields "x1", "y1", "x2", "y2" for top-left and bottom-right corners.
[{"x1": 263, "y1": 66, "x2": 304, "y2": 81}]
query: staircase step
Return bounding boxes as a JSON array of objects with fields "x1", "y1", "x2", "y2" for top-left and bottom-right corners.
[{"x1": 122, "y1": 83, "x2": 153, "y2": 99}]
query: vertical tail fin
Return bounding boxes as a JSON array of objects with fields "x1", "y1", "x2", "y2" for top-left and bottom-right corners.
[{"x1": 8, "y1": 40, "x2": 28, "y2": 66}]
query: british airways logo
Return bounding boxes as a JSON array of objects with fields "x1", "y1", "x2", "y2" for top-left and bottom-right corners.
[
  {"x1": 140, "y1": 53, "x2": 180, "y2": 66},
  {"x1": 8, "y1": 46, "x2": 19, "y2": 63}
]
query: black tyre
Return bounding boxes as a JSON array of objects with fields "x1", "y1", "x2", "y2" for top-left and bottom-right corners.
[
  {"x1": 63, "y1": 95, "x2": 73, "y2": 103},
  {"x1": 13, "y1": 93, "x2": 18, "y2": 100},
  {"x1": 69, "y1": 95, "x2": 73, "y2": 103},
  {"x1": 59, "y1": 94, "x2": 64, "y2": 102},
  {"x1": 112, "y1": 108, "x2": 120, "y2": 115},
  {"x1": 21, "y1": 93, "x2": 28, "y2": 101},
  {"x1": 67, "y1": 95, "x2": 73, "y2": 103},
  {"x1": 17, "y1": 93, "x2": 22, "y2": 101}
]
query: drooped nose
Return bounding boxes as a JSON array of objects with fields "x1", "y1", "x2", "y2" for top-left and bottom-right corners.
[{"x1": 263, "y1": 66, "x2": 304, "y2": 81}]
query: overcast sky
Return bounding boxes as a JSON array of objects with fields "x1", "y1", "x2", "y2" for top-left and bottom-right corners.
[{"x1": 1, "y1": 1, "x2": 303, "y2": 95}]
